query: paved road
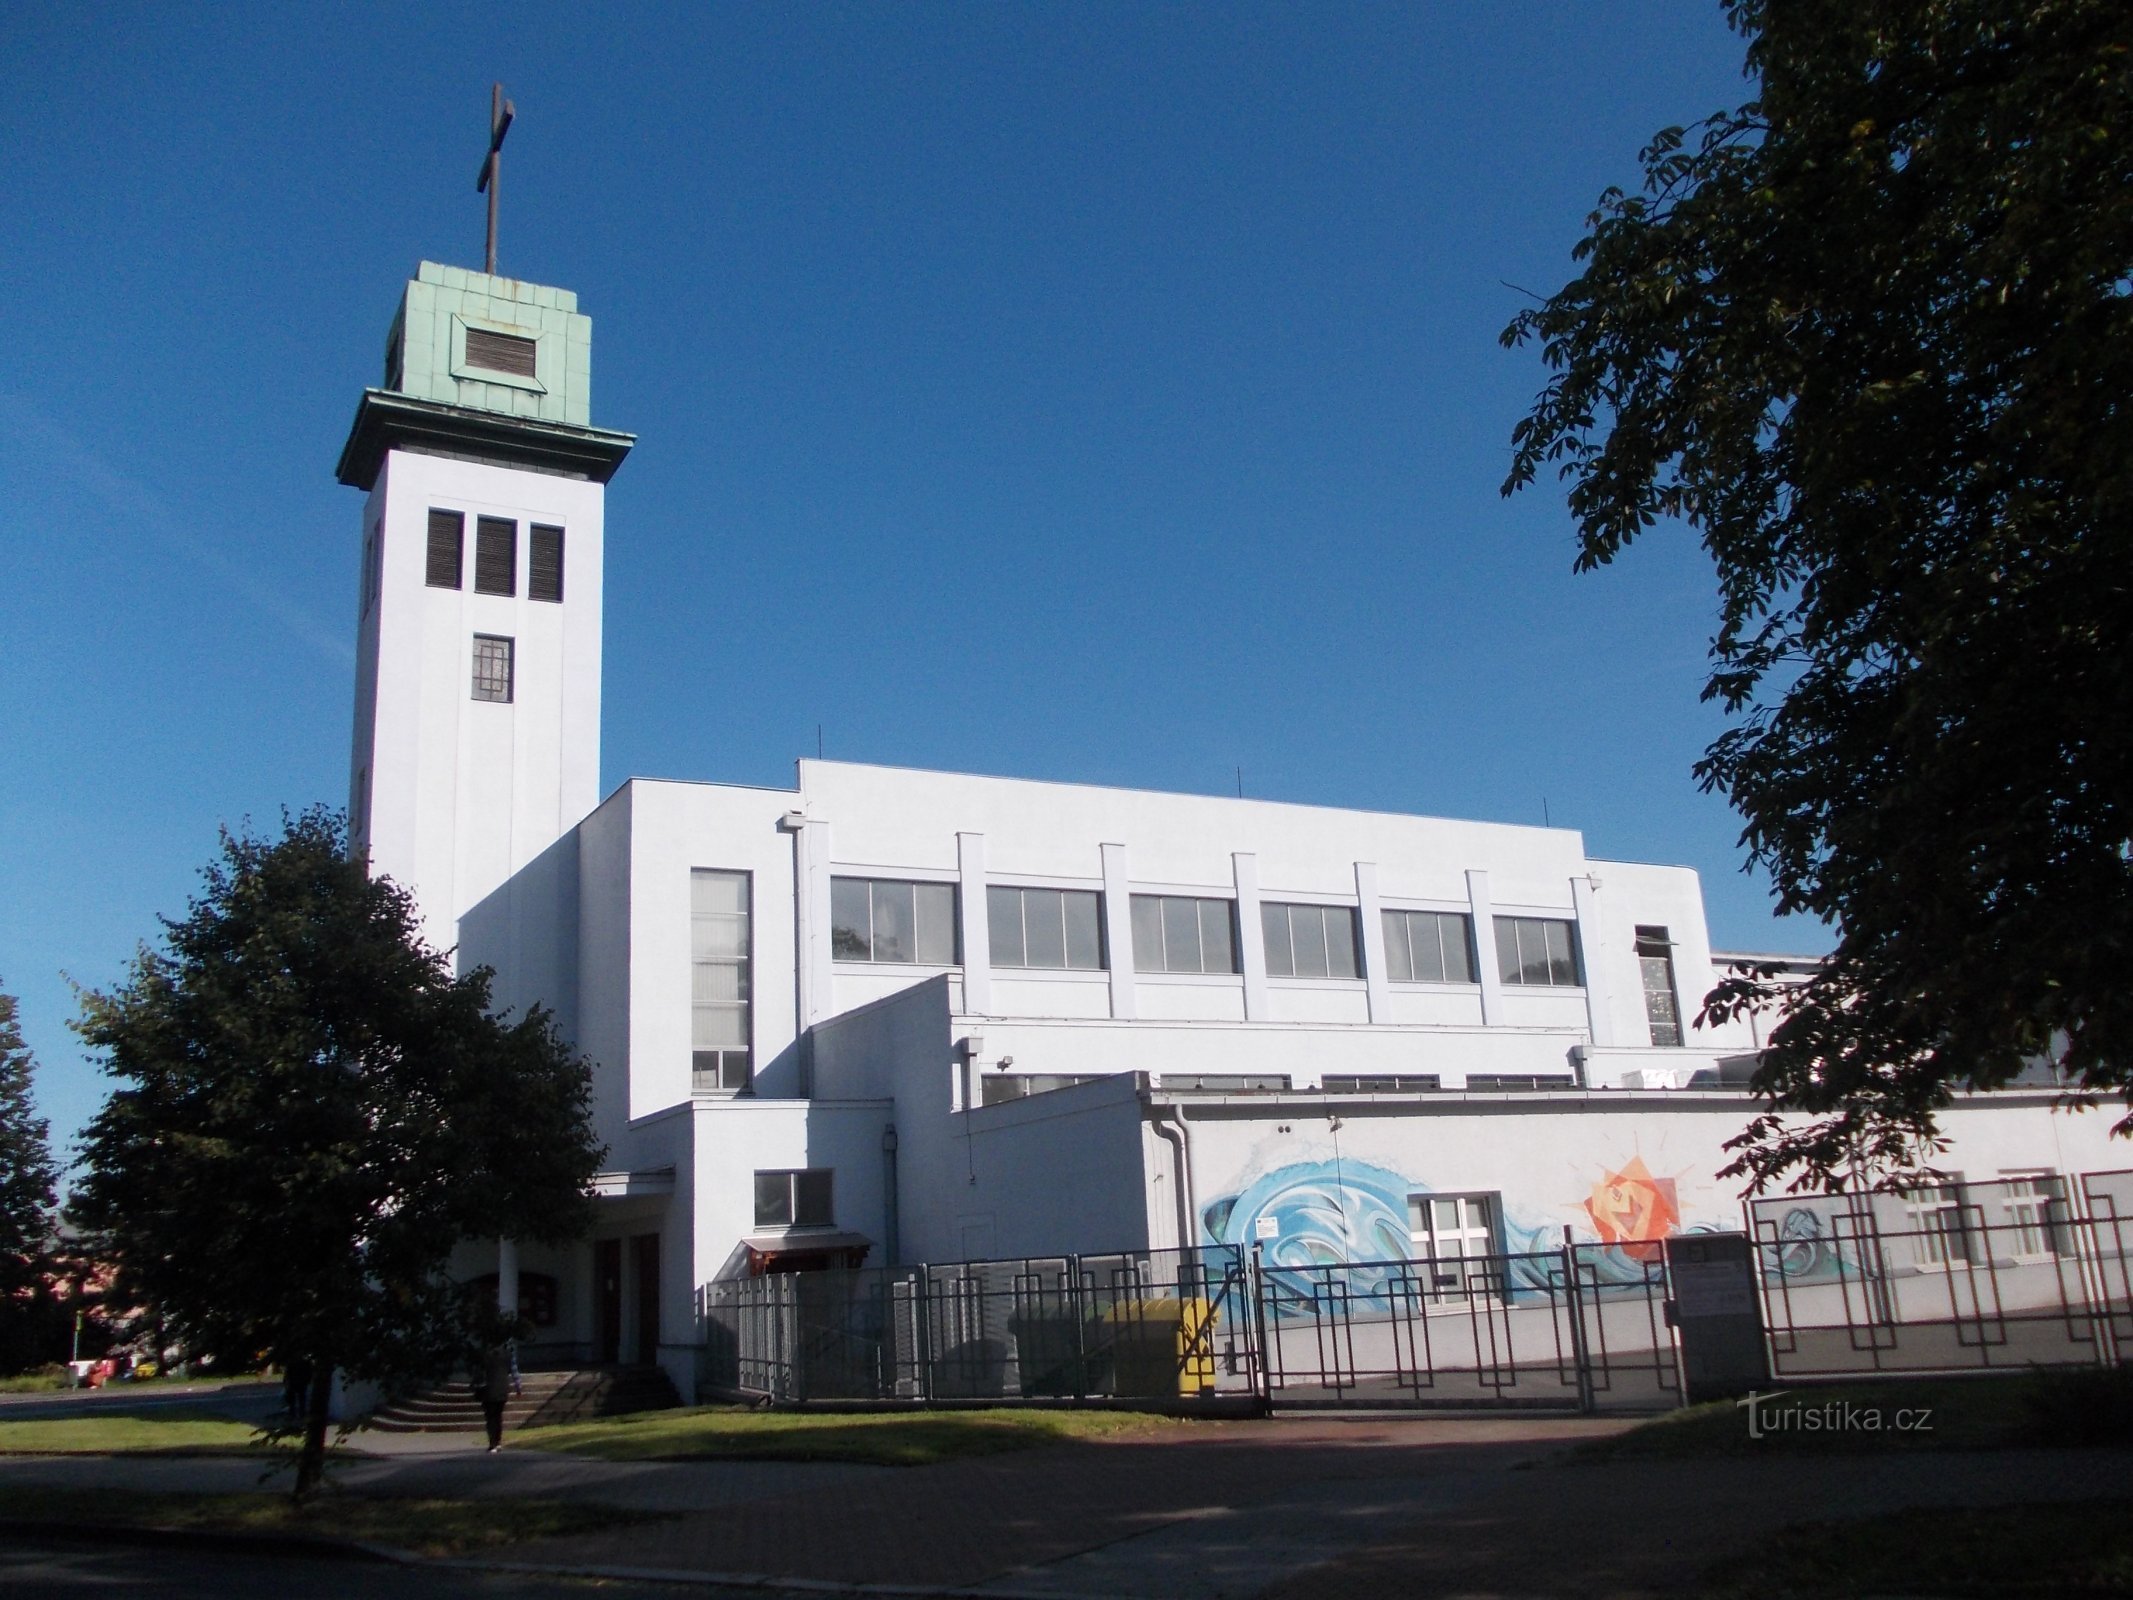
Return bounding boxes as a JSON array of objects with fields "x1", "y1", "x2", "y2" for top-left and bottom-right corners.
[
  {"x1": 8, "y1": 1416, "x2": 2130, "y2": 1597},
  {"x1": 0, "y1": 1382, "x2": 282, "y2": 1422},
  {"x1": 0, "y1": 1445, "x2": 885, "y2": 1512},
  {"x1": 0, "y1": 1537, "x2": 767, "y2": 1600}
]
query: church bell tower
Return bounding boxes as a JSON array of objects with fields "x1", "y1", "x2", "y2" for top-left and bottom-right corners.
[{"x1": 337, "y1": 261, "x2": 634, "y2": 962}]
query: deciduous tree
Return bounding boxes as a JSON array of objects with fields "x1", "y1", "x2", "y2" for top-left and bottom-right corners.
[
  {"x1": 1502, "y1": 0, "x2": 2132, "y2": 1187},
  {"x1": 73, "y1": 809, "x2": 602, "y2": 1494}
]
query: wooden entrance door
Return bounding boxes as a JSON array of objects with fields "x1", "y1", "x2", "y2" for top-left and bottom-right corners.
[
  {"x1": 594, "y1": 1239, "x2": 622, "y2": 1364},
  {"x1": 631, "y1": 1233, "x2": 660, "y2": 1366}
]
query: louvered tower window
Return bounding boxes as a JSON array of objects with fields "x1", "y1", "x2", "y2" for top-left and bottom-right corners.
[
  {"x1": 425, "y1": 509, "x2": 464, "y2": 588},
  {"x1": 464, "y1": 326, "x2": 538, "y2": 377},
  {"x1": 530, "y1": 525, "x2": 564, "y2": 603},
  {"x1": 474, "y1": 517, "x2": 516, "y2": 596}
]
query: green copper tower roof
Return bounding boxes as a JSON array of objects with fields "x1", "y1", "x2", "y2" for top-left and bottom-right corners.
[{"x1": 337, "y1": 262, "x2": 633, "y2": 489}]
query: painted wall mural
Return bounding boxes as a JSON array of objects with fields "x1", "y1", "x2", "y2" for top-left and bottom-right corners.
[
  {"x1": 1581, "y1": 1157, "x2": 1680, "y2": 1262},
  {"x1": 1198, "y1": 1151, "x2": 1703, "y2": 1308}
]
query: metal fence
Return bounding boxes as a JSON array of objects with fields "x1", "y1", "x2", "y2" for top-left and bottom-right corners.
[
  {"x1": 1253, "y1": 1242, "x2": 1679, "y2": 1411},
  {"x1": 1750, "y1": 1170, "x2": 2133, "y2": 1377},
  {"x1": 699, "y1": 1167, "x2": 2133, "y2": 1408},
  {"x1": 700, "y1": 1246, "x2": 1253, "y2": 1404}
]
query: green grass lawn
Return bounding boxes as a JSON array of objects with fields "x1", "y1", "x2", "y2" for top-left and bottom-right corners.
[
  {"x1": 1575, "y1": 1366, "x2": 2133, "y2": 1461},
  {"x1": 1704, "y1": 1499, "x2": 2133, "y2": 1598},
  {"x1": 0, "y1": 1484, "x2": 667, "y2": 1559},
  {"x1": 518, "y1": 1404, "x2": 1176, "y2": 1465},
  {"x1": 0, "y1": 1405, "x2": 276, "y2": 1455}
]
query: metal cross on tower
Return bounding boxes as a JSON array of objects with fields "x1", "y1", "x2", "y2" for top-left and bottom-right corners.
[{"x1": 475, "y1": 83, "x2": 516, "y2": 276}]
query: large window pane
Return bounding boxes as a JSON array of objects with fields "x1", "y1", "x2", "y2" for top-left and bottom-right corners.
[
  {"x1": 914, "y1": 882, "x2": 957, "y2": 964},
  {"x1": 1440, "y1": 915, "x2": 1474, "y2": 983},
  {"x1": 1131, "y1": 895, "x2": 1165, "y2": 972},
  {"x1": 1199, "y1": 899, "x2": 1236, "y2": 974},
  {"x1": 1382, "y1": 911, "x2": 1414, "y2": 982},
  {"x1": 1496, "y1": 917, "x2": 1579, "y2": 987},
  {"x1": 793, "y1": 1169, "x2": 834, "y2": 1228},
  {"x1": 1325, "y1": 909, "x2": 1358, "y2": 978},
  {"x1": 754, "y1": 1172, "x2": 793, "y2": 1227},
  {"x1": 831, "y1": 878, "x2": 871, "y2": 960},
  {"x1": 987, "y1": 885, "x2": 1024, "y2": 967},
  {"x1": 1063, "y1": 891, "x2": 1102, "y2": 969},
  {"x1": 692, "y1": 1005, "x2": 745, "y2": 1049},
  {"x1": 1292, "y1": 907, "x2": 1330, "y2": 977},
  {"x1": 692, "y1": 872, "x2": 744, "y2": 915},
  {"x1": 1023, "y1": 888, "x2": 1066, "y2": 968},
  {"x1": 1262, "y1": 903, "x2": 1294, "y2": 977},
  {"x1": 1163, "y1": 897, "x2": 1203, "y2": 973},
  {"x1": 871, "y1": 881, "x2": 915, "y2": 964},
  {"x1": 692, "y1": 964, "x2": 742, "y2": 1003},
  {"x1": 1495, "y1": 920, "x2": 1521, "y2": 985},
  {"x1": 831, "y1": 877, "x2": 958, "y2": 965},
  {"x1": 1545, "y1": 920, "x2": 1579, "y2": 985}
]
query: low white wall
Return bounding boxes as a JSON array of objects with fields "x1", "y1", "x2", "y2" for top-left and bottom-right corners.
[{"x1": 1174, "y1": 1091, "x2": 2129, "y2": 1265}]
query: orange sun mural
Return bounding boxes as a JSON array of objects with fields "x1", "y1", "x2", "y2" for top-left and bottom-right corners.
[{"x1": 1582, "y1": 1156, "x2": 1680, "y2": 1261}]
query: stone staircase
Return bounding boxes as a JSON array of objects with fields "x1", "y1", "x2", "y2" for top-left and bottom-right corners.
[{"x1": 367, "y1": 1364, "x2": 683, "y2": 1433}]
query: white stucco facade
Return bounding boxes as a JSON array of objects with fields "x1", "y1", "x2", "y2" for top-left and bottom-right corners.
[{"x1": 342, "y1": 263, "x2": 2125, "y2": 1402}]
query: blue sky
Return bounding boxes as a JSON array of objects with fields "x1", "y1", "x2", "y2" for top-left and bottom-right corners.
[{"x1": 2, "y1": 3, "x2": 1806, "y2": 1171}]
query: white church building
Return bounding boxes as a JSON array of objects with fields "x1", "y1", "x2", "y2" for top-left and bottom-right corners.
[{"x1": 339, "y1": 261, "x2": 2125, "y2": 1401}]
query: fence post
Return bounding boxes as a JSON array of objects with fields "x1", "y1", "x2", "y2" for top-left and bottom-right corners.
[
  {"x1": 1250, "y1": 1241, "x2": 1273, "y2": 1411},
  {"x1": 1069, "y1": 1254, "x2": 1088, "y2": 1402},
  {"x1": 1562, "y1": 1240, "x2": 1596, "y2": 1414},
  {"x1": 915, "y1": 1264, "x2": 935, "y2": 1404}
]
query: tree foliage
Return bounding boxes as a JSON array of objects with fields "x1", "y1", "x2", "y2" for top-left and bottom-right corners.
[
  {"x1": 1503, "y1": 0, "x2": 2133, "y2": 1187},
  {"x1": 0, "y1": 986, "x2": 60, "y2": 1373},
  {"x1": 72, "y1": 809, "x2": 602, "y2": 1491}
]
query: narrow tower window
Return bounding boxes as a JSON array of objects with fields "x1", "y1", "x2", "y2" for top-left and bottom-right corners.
[
  {"x1": 474, "y1": 517, "x2": 517, "y2": 596},
  {"x1": 691, "y1": 869, "x2": 752, "y2": 1092},
  {"x1": 529, "y1": 525, "x2": 564, "y2": 603},
  {"x1": 471, "y1": 634, "x2": 514, "y2": 702},
  {"x1": 1635, "y1": 925, "x2": 1683, "y2": 1046},
  {"x1": 425, "y1": 509, "x2": 464, "y2": 588}
]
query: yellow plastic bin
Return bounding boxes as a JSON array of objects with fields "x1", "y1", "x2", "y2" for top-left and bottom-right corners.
[{"x1": 1099, "y1": 1296, "x2": 1216, "y2": 1397}]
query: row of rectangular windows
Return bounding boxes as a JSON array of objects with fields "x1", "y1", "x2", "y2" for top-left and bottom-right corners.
[
  {"x1": 692, "y1": 871, "x2": 1672, "y2": 1094},
  {"x1": 827, "y1": 874, "x2": 1588, "y2": 989},
  {"x1": 423, "y1": 508, "x2": 565, "y2": 601}
]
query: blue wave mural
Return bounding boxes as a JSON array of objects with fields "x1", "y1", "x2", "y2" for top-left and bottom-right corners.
[{"x1": 1200, "y1": 1157, "x2": 1672, "y2": 1313}]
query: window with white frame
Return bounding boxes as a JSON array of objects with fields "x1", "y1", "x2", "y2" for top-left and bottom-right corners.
[
  {"x1": 1494, "y1": 916, "x2": 1580, "y2": 987},
  {"x1": 1381, "y1": 909, "x2": 1475, "y2": 983},
  {"x1": 830, "y1": 877, "x2": 957, "y2": 965},
  {"x1": 1905, "y1": 1182, "x2": 1972, "y2": 1268},
  {"x1": 1262, "y1": 902, "x2": 1360, "y2": 979},
  {"x1": 988, "y1": 885, "x2": 1104, "y2": 970},
  {"x1": 1131, "y1": 895, "x2": 1238, "y2": 975},
  {"x1": 691, "y1": 869, "x2": 751, "y2": 1092},
  {"x1": 1407, "y1": 1192, "x2": 1502, "y2": 1302},
  {"x1": 754, "y1": 1168, "x2": 833, "y2": 1229},
  {"x1": 1999, "y1": 1171, "x2": 2064, "y2": 1259}
]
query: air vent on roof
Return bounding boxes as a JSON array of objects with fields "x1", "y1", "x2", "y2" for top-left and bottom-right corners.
[{"x1": 464, "y1": 326, "x2": 538, "y2": 378}]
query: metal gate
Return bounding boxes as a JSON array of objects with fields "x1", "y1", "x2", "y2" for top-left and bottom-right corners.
[{"x1": 1248, "y1": 1241, "x2": 1679, "y2": 1411}]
